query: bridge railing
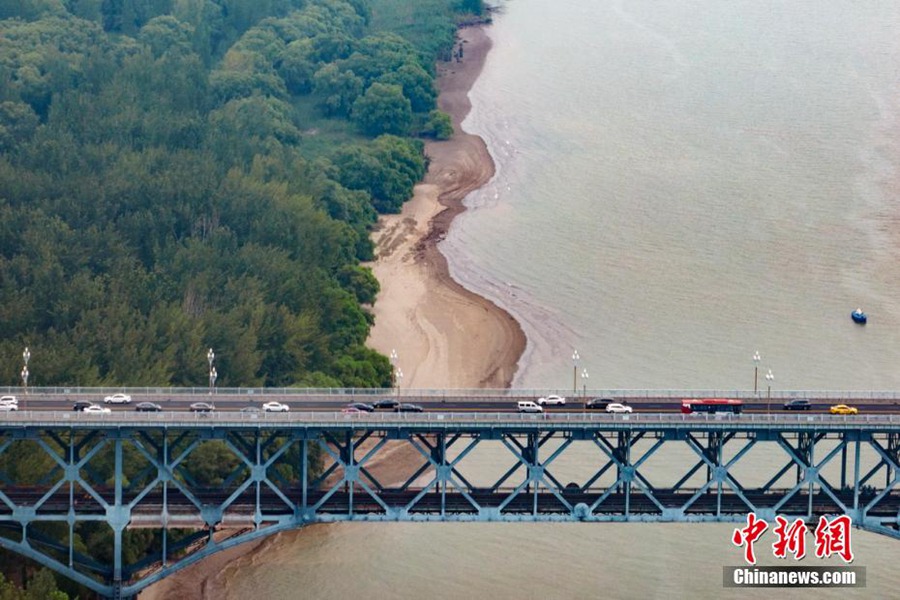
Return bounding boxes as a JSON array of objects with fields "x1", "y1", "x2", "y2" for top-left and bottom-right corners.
[
  {"x1": 4, "y1": 387, "x2": 900, "y2": 400},
  {"x1": 3, "y1": 410, "x2": 900, "y2": 427}
]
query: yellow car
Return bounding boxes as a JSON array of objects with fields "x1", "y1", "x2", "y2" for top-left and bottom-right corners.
[{"x1": 829, "y1": 404, "x2": 858, "y2": 415}]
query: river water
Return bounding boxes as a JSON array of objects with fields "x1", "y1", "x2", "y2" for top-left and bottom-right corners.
[
  {"x1": 448, "y1": 0, "x2": 900, "y2": 392},
  {"x1": 218, "y1": 0, "x2": 900, "y2": 596}
]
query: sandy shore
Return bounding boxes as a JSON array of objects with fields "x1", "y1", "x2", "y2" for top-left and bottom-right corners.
[
  {"x1": 139, "y1": 24, "x2": 521, "y2": 600},
  {"x1": 367, "y1": 25, "x2": 525, "y2": 389}
]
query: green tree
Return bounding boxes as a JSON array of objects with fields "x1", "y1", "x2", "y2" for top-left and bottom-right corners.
[
  {"x1": 351, "y1": 82, "x2": 412, "y2": 136},
  {"x1": 0, "y1": 16, "x2": 111, "y2": 117},
  {"x1": 0, "y1": 570, "x2": 20, "y2": 600},
  {"x1": 0, "y1": 567, "x2": 69, "y2": 600},
  {"x1": 182, "y1": 441, "x2": 242, "y2": 486},
  {"x1": 340, "y1": 32, "x2": 420, "y2": 85},
  {"x1": 376, "y1": 63, "x2": 435, "y2": 113},
  {"x1": 0, "y1": 102, "x2": 40, "y2": 152},
  {"x1": 169, "y1": 0, "x2": 226, "y2": 62},
  {"x1": 312, "y1": 63, "x2": 363, "y2": 116},
  {"x1": 309, "y1": 31, "x2": 355, "y2": 63},
  {"x1": 457, "y1": 0, "x2": 484, "y2": 15},
  {"x1": 26, "y1": 570, "x2": 68, "y2": 600},
  {"x1": 276, "y1": 39, "x2": 318, "y2": 94},
  {"x1": 313, "y1": 179, "x2": 376, "y2": 260},
  {"x1": 0, "y1": 0, "x2": 65, "y2": 20},
  {"x1": 101, "y1": 0, "x2": 175, "y2": 34},
  {"x1": 333, "y1": 344, "x2": 390, "y2": 388},
  {"x1": 68, "y1": 0, "x2": 104, "y2": 22},
  {"x1": 420, "y1": 108, "x2": 453, "y2": 139},
  {"x1": 330, "y1": 135, "x2": 426, "y2": 213},
  {"x1": 138, "y1": 15, "x2": 195, "y2": 58},
  {"x1": 209, "y1": 68, "x2": 287, "y2": 104},
  {"x1": 336, "y1": 264, "x2": 379, "y2": 304},
  {"x1": 209, "y1": 96, "x2": 300, "y2": 144},
  {"x1": 207, "y1": 96, "x2": 300, "y2": 164},
  {"x1": 231, "y1": 26, "x2": 286, "y2": 62}
]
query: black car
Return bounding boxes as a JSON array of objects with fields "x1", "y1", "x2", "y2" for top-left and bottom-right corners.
[
  {"x1": 585, "y1": 398, "x2": 612, "y2": 410},
  {"x1": 373, "y1": 398, "x2": 400, "y2": 410},
  {"x1": 72, "y1": 400, "x2": 93, "y2": 412},
  {"x1": 396, "y1": 403, "x2": 424, "y2": 413},
  {"x1": 347, "y1": 402, "x2": 374, "y2": 412},
  {"x1": 783, "y1": 398, "x2": 812, "y2": 411},
  {"x1": 135, "y1": 402, "x2": 162, "y2": 412}
]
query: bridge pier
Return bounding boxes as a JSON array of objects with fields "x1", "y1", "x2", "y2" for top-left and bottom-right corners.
[
  {"x1": 704, "y1": 432, "x2": 723, "y2": 489},
  {"x1": 887, "y1": 433, "x2": 900, "y2": 487},
  {"x1": 840, "y1": 442, "x2": 848, "y2": 489},
  {"x1": 615, "y1": 431, "x2": 629, "y2": 496},
  {"x1": 796, "y1": 432, "x2": 813, "y2": 485},
  {"x1": 437, "y1": 433, "x2": 447, "y2": 516}
]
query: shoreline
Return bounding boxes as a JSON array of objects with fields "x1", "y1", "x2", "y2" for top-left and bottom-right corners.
[
  {"x1": 138, "y1": 23, "x2": 520, "y2": 600},
  {"x1": 366, "y1": 24, "x2": 526, "y2": 389}
]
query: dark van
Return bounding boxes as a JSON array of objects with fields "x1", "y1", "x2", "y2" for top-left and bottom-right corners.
[
  {"x1": 783, "y1": 398, "x2": 812, "y2": 411},
  {"x1": 585, "y1": 398, "x2": 612, "y2": 410}
]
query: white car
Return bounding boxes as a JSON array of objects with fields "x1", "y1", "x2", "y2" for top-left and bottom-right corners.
[
  {"x1": 0, "y1": 403, "x2": 18, "y2": 412},
  {"x1": 84, "y1": 405, "x2": 112, "y2": 414},
  {"x1": 263, "y1": 401, "x2": 290, "y2": 413},
  {"x1": 606, "y1": 402, "x2": 633, "y2": 414},
  {"x1": 517, "y1": 400, "x2": 543, "y2": 413},
  {"x1": 104, "y1": 393, "x2": 132, "y2": 404},
  {"x1": 0, "y1": 395, "x2": 18, "y2": 406},
  {"x1": 537, "y1": 395, "x2": 566, "y2": 406}
]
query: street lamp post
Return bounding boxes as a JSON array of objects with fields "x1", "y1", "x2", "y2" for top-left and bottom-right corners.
[
  {"x1": 572, "y1": 350, "x2": 580, "y2": 396},
  {"x1": 207, "y1": 348, "x2": 216, "y2": 395},
  {"x1": 581, "y1": 368, "x2": 589, "y2": 398},
  {"x1": 765, "y1": 369, "x2": 774, "y2": 413},
  {"x1": 395, "y1": 368, "x2": 404, "y2": 397},
  {"x1": 753, "y1": 351, "x2": 761, "y2": 394},
  {"x1": 389, "y1": 349, "x2": 398, "y2": 393},
  {"x1": 21, "y1": 347, "x2": 30, "y2": 409}
]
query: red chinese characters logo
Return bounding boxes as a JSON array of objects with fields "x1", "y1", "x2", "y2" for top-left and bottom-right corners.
[
  {"x1": 772, "y1": 516, "x2": 807, "y2": 560},
  {"x1": 732, "y1": 514, "x2": 853, "y2": 564},
  {"x1": 814, "y1": 515, "x2": 854, "y2": 563},
  {"x1": 732, "y1": 513, "x2": 769, "y2": 565}
]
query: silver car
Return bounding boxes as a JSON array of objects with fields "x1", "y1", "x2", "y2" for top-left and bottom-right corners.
[{"x1": 104, "y1": 393, "x2": 132, "y2": 404}]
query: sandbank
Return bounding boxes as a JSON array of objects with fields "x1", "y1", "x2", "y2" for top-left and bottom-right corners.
[{"x1": 366, "y1": 25, "x2": 525, "y2": 389}]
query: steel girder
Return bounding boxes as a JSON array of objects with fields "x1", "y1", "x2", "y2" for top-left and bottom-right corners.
[{"x1": 1, "y1": 422, "x2": 900, "y2": 598}]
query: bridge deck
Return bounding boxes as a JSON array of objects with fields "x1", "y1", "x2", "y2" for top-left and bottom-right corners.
[
  {"x1": 2, "y1": 413, "x2": 899, "y2": 598},
  {"x1": 3, "y1": 410, "x2": 900, "y2": 432}
]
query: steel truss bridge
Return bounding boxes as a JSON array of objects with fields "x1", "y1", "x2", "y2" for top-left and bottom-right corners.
[{"x1": 2, "y1": 412, "x2": 900, "y2": 598}]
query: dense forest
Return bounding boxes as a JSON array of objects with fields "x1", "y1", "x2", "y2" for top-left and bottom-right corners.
[
  {"x1": 0, "y1": 0, "x2": 482, "y2": 390},
  {"x1": 0, "y1": 0, "x2": 484, "y2": 595}
]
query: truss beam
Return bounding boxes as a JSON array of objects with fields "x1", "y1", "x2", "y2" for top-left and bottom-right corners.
[{"x1": 1, "y1": 420, "x2": 899, "y2": 598}]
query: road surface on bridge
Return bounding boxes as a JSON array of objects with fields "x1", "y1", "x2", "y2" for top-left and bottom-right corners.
[{"x1": 4, "y1": 391, "x2": 900, "y2": 415}]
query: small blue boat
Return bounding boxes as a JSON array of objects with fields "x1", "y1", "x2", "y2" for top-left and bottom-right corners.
[{"x1": 851, "y1": 308, "x2": 867, "y2": 325}]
